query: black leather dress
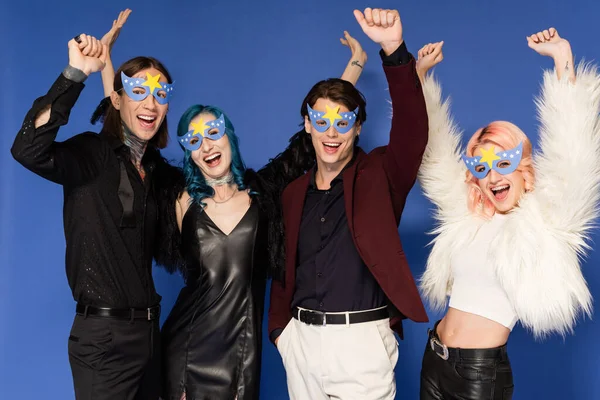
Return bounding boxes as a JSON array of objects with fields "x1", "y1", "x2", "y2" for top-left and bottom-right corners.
[{"x1": 161, "y1": 199, "x2": 267, "y2": 400}]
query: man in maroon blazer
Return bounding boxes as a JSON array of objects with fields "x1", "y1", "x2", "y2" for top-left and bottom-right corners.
[{"x1": 268, "y1": 7, "x2": 429, "y2": 399}]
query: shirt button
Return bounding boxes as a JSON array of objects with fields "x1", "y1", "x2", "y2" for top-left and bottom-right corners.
[
  {"x1": 317, "y1": 272, "x2": 322, "y2": 277},
  {"x1": 319, "y1": 302, "x2": 324, "y2": 307},
  {"x1": 325, "y1": 191, "x2": 330, "y2": 195},
  {"x1": 320, "y1": 217, "x2": 325, "y2": 222}
]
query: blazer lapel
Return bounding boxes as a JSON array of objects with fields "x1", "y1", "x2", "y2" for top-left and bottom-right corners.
[
  {"x1": 285, "y1": 171, "x2": 311, "y2": 283},
  {"x1": 343, "y1": 149, "x2": 365, "y2": 236}
]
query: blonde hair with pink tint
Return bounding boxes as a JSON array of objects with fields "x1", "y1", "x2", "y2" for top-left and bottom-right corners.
[{"x1": 465, "y1": 121, "x2": 535, "y2": 217}]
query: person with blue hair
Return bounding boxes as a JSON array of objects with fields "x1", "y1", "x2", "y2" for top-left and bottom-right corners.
[
  {"x1": 166, "y1": 42, "x2": 368, "y2": 400},
  {"x1": 158, "y1": 37, "x2": 366, "y2": 398},
  {"x1": 99, "y1": 13, "x2": 369, "y2": 400},
  {"x1": 159, "y1": 104, "x2": 269, "y2": 400}
]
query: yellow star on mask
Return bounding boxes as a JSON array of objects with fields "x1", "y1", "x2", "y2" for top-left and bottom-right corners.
[
  {"x1": 141, "y1": 72, "x2": 163, "y2": 94},
  {"x1": 321, "y1": 105, "x2": 343, "y2": 126},
  {"x1": 478, "y1": 146, "x2": 501, "y2": 168},
  {"x1": 190, "y1": 118, "x2": 210, "y2": 136}
]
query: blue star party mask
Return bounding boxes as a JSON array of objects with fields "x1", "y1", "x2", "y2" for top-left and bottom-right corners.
[
  {"x1": 179, "y1": 114, "x2": 227, "y2": 151},
  {"x1": 120, "y1": 71, "x2": 175, "y2": 105},
  {"x1": 462, "y1": 142, "x2": 524, "y2": 179},
  {"x1": 307, "y1": 104, "x2": 359, "y2": 134}
]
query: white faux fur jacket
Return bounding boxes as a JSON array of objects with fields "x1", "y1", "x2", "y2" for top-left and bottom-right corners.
[{"x1": 418, "y1": 64, "x2": 600, "y2": 338}]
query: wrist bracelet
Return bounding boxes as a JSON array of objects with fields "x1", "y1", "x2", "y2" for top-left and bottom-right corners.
[{"x1": 62, "y1": 65, "x2": 88, "y2": 83}]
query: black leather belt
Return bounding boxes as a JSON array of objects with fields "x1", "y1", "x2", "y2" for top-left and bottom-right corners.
[
  {"x1": 293, "y1": 306, "x2": 388, "y2": 326},
  {"x1": 428, "y1": 320, "x2": 508, "y2": 361},
  {"x1": 76, "y1": 303, "x2": 160, "y2": 321}
]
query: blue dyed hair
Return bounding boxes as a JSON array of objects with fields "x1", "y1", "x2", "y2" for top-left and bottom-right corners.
[{"x1": 177, "y1": 105, "x2": 248, "y2": 206}]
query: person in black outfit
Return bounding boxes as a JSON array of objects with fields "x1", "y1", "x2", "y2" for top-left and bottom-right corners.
[
  {"x1": 157, "y1": 105, "x2": 270, "y2": 400},
  {"x1": 150, "y1": 34, "x2": 367, "y2": 400},
  {"x1": 10, "y1": 32, "x2": 179, "y2": 400}
]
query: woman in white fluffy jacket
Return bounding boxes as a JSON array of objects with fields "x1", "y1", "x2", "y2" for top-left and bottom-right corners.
[{"x1": 415, "y1": 28, "x2": 600, "y2": 400}]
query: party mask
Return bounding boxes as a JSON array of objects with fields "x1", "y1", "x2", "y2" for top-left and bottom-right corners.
[
  {"x1": 462, "y1": 142, "x2": 524, "y2": 179},
  {"x1": 120, "y1": 71, "x2": 175, "y2": 105},
  {"x1": 307, "y1": 104, "x2": 359, "y2": 134},
  {"x1": 178, "y1": 114, "x2": 227, "y2": 151}
]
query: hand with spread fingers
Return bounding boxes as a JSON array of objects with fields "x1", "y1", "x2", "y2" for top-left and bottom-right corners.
[
  {"x1": 101, "y1": 9, "x2": 132, "y2": 53},
  {"x1": 340, "y1": 30, "x2": 367, "y2": 66},
  {"x1": 99, "y1": 9, "x2": 132, "y2": 96},
  {"x1": 340, "y1": 30, "x2": 367, "y2": 84}
]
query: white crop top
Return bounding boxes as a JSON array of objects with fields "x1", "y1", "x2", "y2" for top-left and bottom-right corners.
[{"x1": 448, "y1": 213, "x2": 519, "y2": 330}]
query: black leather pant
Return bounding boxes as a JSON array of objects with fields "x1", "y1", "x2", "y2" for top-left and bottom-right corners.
[{"x1": 420, "y1": 323, "x2": 514, "y2": 400}]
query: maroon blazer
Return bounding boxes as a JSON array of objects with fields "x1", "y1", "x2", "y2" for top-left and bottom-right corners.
[{"x1": 268, "y1": 58, "x2": 429, "y2": 339}]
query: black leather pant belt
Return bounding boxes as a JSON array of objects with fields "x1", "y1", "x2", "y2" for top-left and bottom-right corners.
[
  {"x1": 293, "y1": 306, "x2": 388, "y2": 326},
  {"x1": 76, "y1": 303, "x2": 161, "y2": 321},
  {"x1": 428, "y1": 320, "x2": 508, "y2": 361}
]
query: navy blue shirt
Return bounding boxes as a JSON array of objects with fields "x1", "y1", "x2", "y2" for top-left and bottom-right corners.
[{"x1": 291, "y1": 161, "x2": 388, "y2": 312}]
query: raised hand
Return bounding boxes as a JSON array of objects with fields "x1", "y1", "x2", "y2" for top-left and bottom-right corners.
[
  {"x1": 354, "y1": 8, "x2": 403, "y2": 56},
  {"x1": 416, "y1": 41, "x2": 444, "y2": 80},
  {"x1": 340, "y1": 30, "x2": 367, "y2": 64},
  {"x1": 527, "y1": 27, "x2": 571, "y2": 60},
  {"x1": 101, "y1": 9, "x2": 132, "y2": 52},
  {"x1": 68, "y1": 34, "x2": 107, "y2": 76},
  {"x1": 527, "y1": 27, "x2": 574, "y2": 81}
]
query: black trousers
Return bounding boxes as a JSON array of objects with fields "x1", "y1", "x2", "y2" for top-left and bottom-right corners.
[
  {"x1": 420, "y1": 323, "x2": 514, "y2": 400},
  {"x1": 68, "y1": 314, "x2": 161, "y2": 400}
]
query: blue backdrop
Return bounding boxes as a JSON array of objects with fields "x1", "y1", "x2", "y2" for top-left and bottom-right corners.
[{"x1": 1, "y1": 0, "x2": 599, "y2": 399}]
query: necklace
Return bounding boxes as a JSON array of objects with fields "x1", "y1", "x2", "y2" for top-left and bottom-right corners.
[
  {"x1": 206, "y1": 173, "x2": 234, "y2": 186},
  {"x1": 207, "y1": 173, "x2": 236, "y2": 205},
  {"x1": 212, "y1": 189, "x2": 236, "y2": 204}
]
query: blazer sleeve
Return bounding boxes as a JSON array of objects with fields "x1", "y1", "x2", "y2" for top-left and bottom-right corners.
[{"x1": 382, "y1": 58, "x2": 429, "y2": 199}]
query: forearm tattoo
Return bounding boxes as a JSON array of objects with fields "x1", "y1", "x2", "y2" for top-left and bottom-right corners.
[{"x1": 351, "y1": 60, "x2": 363, "y2": 69}]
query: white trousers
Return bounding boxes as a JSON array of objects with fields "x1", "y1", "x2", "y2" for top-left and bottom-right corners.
[{"x1": 277, "y1": 310, "x2": 399, "y2": 399}]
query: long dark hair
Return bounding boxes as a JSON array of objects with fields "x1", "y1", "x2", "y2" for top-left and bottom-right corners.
[
  {"x1": 256, "y1": 129, "x2": 315, "y2": 282},
  {"x1": 91, "y1": 56, "x2": 173, "y2": 149}
]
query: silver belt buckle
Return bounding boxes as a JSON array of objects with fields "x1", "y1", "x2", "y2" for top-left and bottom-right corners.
[{"x1": 430, "y1": 337, "x2": 449, "y2": 360}]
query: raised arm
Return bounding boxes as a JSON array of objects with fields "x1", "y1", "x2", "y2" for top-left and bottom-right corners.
[
  {"x1": 11, "y1": 34, "x2": 109, "y2": 186},
  {"x1": 355, "y1": 7, "x2": 428, "y2": 200},
  {"x1": 489, "y1": 28, "x2": 600, "y2": 338},
  {"x1": 340, "y1": 31, "x2": 367, "y2": 85},
  {"x1": 100, "y1": 9, "x2": 132, "y2": 97},
  {"x1": 527, "y1": 28, "x2": 600, "y2": 246},
  {"x1": 416, "y1": 42, "x2": 469, "y2": 223}
]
